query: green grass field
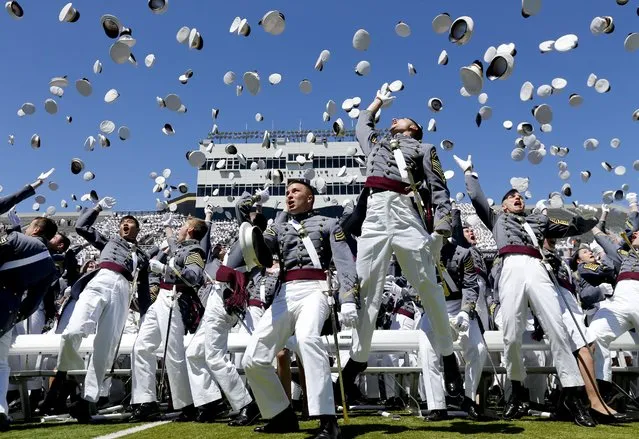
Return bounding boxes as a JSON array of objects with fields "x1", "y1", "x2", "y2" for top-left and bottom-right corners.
[{"x1": 3, "y1": 414, "x2": 639, "y2": 439}]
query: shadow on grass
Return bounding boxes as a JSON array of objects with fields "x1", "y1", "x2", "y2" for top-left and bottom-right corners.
[{"x1": 333, "y1": 420, "x2": 524, "y2": 438}]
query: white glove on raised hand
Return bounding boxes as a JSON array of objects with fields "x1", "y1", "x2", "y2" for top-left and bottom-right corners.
[
  {"x1": 161, "y1": 213, "x2": 173, "y2": 226},
  {"x1": 601, "y1": 203, "x2": 611, "y2": 214},
  {"x1": 384, "y1": 279, "x2": 403, "y2": 300},
  {"x1": 533, "y1": 199, "x2": 549, "y2": 215},
  {"x1": 204, "y1": 204, "x2": 214, "y2": 216},
  {"x1": 376, "y1": 83, "x2": 395, "y2": 108},
  {"x1": 37, "y1": 168, "x2": 55, "y2": 181},
  {"x1": 453, "y1": 311, "x2": 470, "y2": 332},
  {"x1": 255, "y1": 188, "x2": 270, "y2": 205},
  {"x1": 7, "y1": 208, "x2": 20, "y2": 227},
  {"x1": 453, "y1": 154, "x2": 473, "y2": 174},
  {"x1": 149, "y1": 260, "x2": 166, "y2": 275},
  {"x1": 599, "y1": 283, "x2": 614, "y2": 297},
  {"x1": 339, "y1": 302, "x2": 359, "y2": 327},
  {"x1": 626, "y1": 192, "x2": 638, "y2": 206},
  {"x1": 98, "y1": 196, "x2": 117, "y2": 210}
]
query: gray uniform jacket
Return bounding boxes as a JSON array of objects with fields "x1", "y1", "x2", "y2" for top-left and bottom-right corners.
[
  {"x1": 73, "y1": 207, "x2": 151, "y2": 314},
  {"x1": 0, "y1": 184, "x2": 35, "y2": 215},
  {"x1": 465, "y1": 173, "x2": 597, "y2": 252},
  {"x1": 246, "y1": 268, "x2": 279, "y2": 310},
  {"x1": 594, "y1": 233, "x2": 639, "y2": 279},
  {"x1": 440, "y1": 242, "x2": 479, "y2": 314},
  {"x1": 577, "y1": 256, "x2": 617, "y2": 309},
  {"x1": 264, "y1": 211, "x2": 358, "y2": 305},
  {"x1": 343, "y1": 109, "x2": 452, "y2": 237},
  {"x1": 154, "y1": 238, "x2": 206, "y2": 290},
  {"x1": 0, "y1": 231, "x2": 58, "y2": 337}
]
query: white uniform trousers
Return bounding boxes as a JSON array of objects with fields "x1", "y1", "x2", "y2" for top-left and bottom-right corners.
[
  {"x1": 234, "y1": 305, "x2": 265, "y2": 371},
  {"x1": 589, "y1": 279, "x2": 639, "y2": 382},
  {"x1": 185, "y1": 287, "x2": 251, "y2": 411},
  {"x1": 420, "y1": 299, "x2": 487, "y2": 410},
  {"x1": 55, "y1": 298, "x2": 76, "y2": 334},
  {"x1": 351, "y1": 191, "x2": 453, "y2": 365},
  {"x1": 558, "y1": 287, "x2": 595, "y2": 352},
  {"x1": 57, "y1": 269, "x2": 130, "y2": 402},
  {"x1": 131, "y1": 288, "x2": 191, "y2": 409},
  {"x1": 0, "y1": 331, "x2": 13, "y2": 415},
  {"x1": 498, "y1": 255, "x2": 583, "y2": 387},
  {"x1": 243, "y1": 280, "x2": 333, "y2": 419}
]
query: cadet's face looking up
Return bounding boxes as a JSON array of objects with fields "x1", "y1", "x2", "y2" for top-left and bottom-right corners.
[
  {"x1": 502, "y1": 192, "x2": 525, "y2": 214},
  {"x1": 119, "y1": 218, "x2": 139, "y2": 241},
  {"x1": 286, "y1": 183, "x2": 314, "y2": 214}
]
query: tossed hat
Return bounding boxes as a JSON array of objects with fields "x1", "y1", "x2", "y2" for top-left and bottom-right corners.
[
  {"x1": 610, "y1": 138, "x2": 621, "y2": 148},
  {"x1": 225, "y1": 144, "x2": 237, "y2": 155},
  {"x1": 407, "y1": 63, "x2": 417, "y2": 75},
  {"x1": 476, "y1": 106, "x2": 492, "y2": 127},
  {"x1": 71, "y1": 158, "x2": 84, "y2": 175},
  {"x1": 98, "y1": 134, "x2": 110, "y2": 148},
  {"x1": 395, "y1": 21, "x2": 411, "y2": 37},
  {"x1": 521, "y1": 0, "x2": 541, "y2": 17},
  {"x1": 355, "y1": 60, "x2": 371, "y2": 76},
  {"x1": 299, "y1": 79, "x2": 312, "y2": 94},
  {"x1": 99, "y1": 120, "x2": 115, "y2": 134},
  {"x1": 148, "y1": 0, "x2": 168, "y2": 14},
  {"x1": 353, "y1": 29, "x2": 371, "y2": 50},
  {"x1": 590, "y1": 16, "x2": 614, "y2": 35},
  {"x1": 449, "y1": 16, "x2": 474, "y2": 45},
  {"x1": 569, "y1": 93, "x2": 583, "y2": 107},
  {"x1": 503, "y1": 120, "x2": 513, "y2": 130},
  {"x1": 460, "y1": 60, "x2": 483, "y2": 95},
  {"x1": 517, "y1": 122, "x2": 533, "y2": 136},
  {"x1": 5, "y1": 1, "x2": 23, "y2": 19},
  {"x1": 259, "y1": 10, "x2": 285, "y2": 35},
  {"x1": 594, "y1": 78, "x2": 611, "y2": 93},
  {"x1": 580, "y1": 170, "x2": 591, "y2": 182},
  {"x1": 59, "y1": 3, "x2": 80, "y2": 23},
  {"x1": 633, "y1": 109, "x2": 639, "y2": 121},
  {"x1": 179, "y1": 69, "x2": 193, "y2": 84},
  {"x1": 30, "y1": 134, "x2": 40, "y2": 149},
  {"x1": 511, "y1": 147, "x2": 525, "y2": 161},
  {"x1": 84, "y1": 135, "x2": 96, "y2": 151},
  {"x1": 541, "y1": 124, "x2": 552, "y2": 133},
  {"x1": 624, "y1": 33, "x2": 639, "y2": 52},
  {"x1": 49, "y1": 181, "x2": 59, "y2": 191},
  {"x1": 118, "y1": 126, "x2": 130, "y2": 140},
  {"x1": 537, "y1": 84, "x2": 553, "y2": 97},
  {"x1": 268, "y1": 73, "x2": 282, "y2": 85},
  {"x1": 188, "y1": 28, "x2": 203, "y2": 50},
  {"x1": 239, "y1": 222, "x2": 273, "y2": 270},
  {"x1": 109, "y1": 41, "x2": 131, "y2": 64},
  {"x1": 243, "y1": 71, "x2": 261, "y2": 95},
  {"x1": 333, "y1": 118, "x2": 345, "y2": 136},
  {"x1": 532, "y1": 104, "x2": 553, "y2": 124},
  {"x1": 428, "y1": 97, "x2": 443, "y2": 112},
  {"x1": 144, "y1": 54, "x2": 156, "y2": 68},
  {"x1": 562, "y1": 183, "x2": 572, "y2": 197},
  {"x1": 83, "y1": 171, "x2": 95, "y2": 181},
  {"x1": 164, "y1": 93, "x2": 182, "y2": 111},
  {"x1": 101, "y1": 14, "x2": 122, "y2": 38},
  {"x1": 92, "y1": 59, "x2": 103, "y2": 74},
  {"x1": 104, "y1": 88, "x2": 119, "y2": 103},
  {"x1": 432, "y1": 13, "x2": 452, "y2": 34},
  {"x1": 553, "y1": 34, "x2": 578, "y2": 52},
  {"x1": 438, "y1": 49, "x2": 449, "y2": 65},
  {"x1": 615, "y1": 166, "x2": 626, "y2": 176},
  {"x1": 519, "y1": 81, "x2": 534, "y2": 101},
  {"x1": 601, "y1": 161, "x2": 613, "y2": 172},
  {"x1": 584, "y1": 138, "x2": 599, "y2": 151},
  {"x1": 50, "y1": 85, "x2": 64, "y2": 97},
  {"x1": 44, "y1": 99, "x2": 58, "y2": 115},
  {"x1": 162, "y1": 123, "x2": 174, "y2": 136},
  {"x1": 440, "y1": 139, "x2": 454, "y2": 151},
  {"x1": 75, "y1": 78, "x2": 92, "y2": 96}
]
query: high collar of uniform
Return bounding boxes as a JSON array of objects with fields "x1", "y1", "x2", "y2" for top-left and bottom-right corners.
[
  {"x1": 180, "y1": 238, "x2": 199, "y2": 246},
  {"x1": 289, "y1": 210, "x2": 314, "y2": 222}
]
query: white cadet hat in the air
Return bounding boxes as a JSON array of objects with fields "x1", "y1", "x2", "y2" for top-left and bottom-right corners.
[
  {"x1": 59, "y1": 3, "x2": 80, "y2": 22},
  {"x1": 259, "y1": 10, "x2": 286, "y2": 35},
  {"x1": 353, "y1": 29, "x2": 371, "y2": 50},
  {"x1": 449, "y1": 16, "x2": 474, "y2": 45},
  {"x1": 148, "y1": 0, "x2": 168, "y2": 14}
]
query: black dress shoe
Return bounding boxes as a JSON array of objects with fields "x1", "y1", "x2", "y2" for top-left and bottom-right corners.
[
  {"x1": 129, "y1": 402, "x2": 161, "y2": 422},
  {"x1": 69, "y1": 398, "x2": 95, "y2": 423},
  {"x1": 424, "y1": 409, "x2": 449, "y2": 421},
  {"x1": 337, "y1": 360, "x2": 368, "y2": 404},
  {"x1": 502, "y1": 381, "x2": 527, "y2": 420},
  {"x1": 442, "y1": 355, "x2": 463, "y2": 398},
  {"x1": 228, "y1": 401, "x2": 261, "y2": 426},
  {"x1": 589, "y1": 408, "x2": 623, "y2": 425},
  {"x1": 461, "y1": 397, "x2": 482, "y2": 421},
  {"x1": 254, "y1": 406, "x2": 299, "y2": 433},
  {"x1": 175, "y1": 404, "x2": 198, "y2": 422},
  {"x1": 313, "y1": 415, "x2": 342, "y2": 439},
  {"x1": 0, "y1": 413, "x2": 9, "y2": 432},
  {"x1": 563, "y1": 387, "x2": 596, "y2": 428},
  {"x1": 195, "y1": 400, "x2": 227, "y2": 423}
]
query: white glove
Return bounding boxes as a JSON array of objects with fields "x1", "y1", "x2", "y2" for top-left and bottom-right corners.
[
  {"x1": 533, "y1": 199, "x2": 549, "y2": 215},
  {"x1": 37, "y1": 168, "x2": 55, "y2": 181},
  {"x1": 626, "y1": 192, "x2": 638, "y2": 206},
  {"x1": 149, "y1": 260, "x2": 166, "y2": 275},
  {"x1": 204, "y1": 204, "x2": 214, "y2": 216},
  {"x1": 376, "y1": 83, "x2": 395, "y2": 107},
  {"x1": 453, "y1": 154, "x2": 473, "y2": 174},
  {"x1": 97, "y1": 196, "x2": 116, "y2": 210},
  {"x1": 601, "y1": 203, "x2": 610, "y2": 214},
  {"x1": 384, "y1": 279, "x2": 403, "y2": 301},
  {"x1": 7, "y1": 208, "x2": 20, "y2": 227},
  {"x1": 255, "y1": 188, "x2": 270, "y2": 205},
  {"x1": 599, "y1": 283, "x2": 614, "y2": 297},
  {"x1": 453, "y1": 311, "x2": 470, "y2": 332},
  {"x1": 161, "y1": 213, "x2": 173, "y2": 226},
  {"x1": 339, "y1": 302, "x2": 359, "y2": 327}
]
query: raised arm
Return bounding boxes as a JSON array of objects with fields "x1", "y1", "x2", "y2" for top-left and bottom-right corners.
[
  {"x1": 593, "y1": 234, "x2": 624, "y2": 270},
  {"x1": 75, "y1": 206, "x2": 109, "y2": 251},
  {"x1": 545, "y1": 215, "x2": 598, "y2": 239},
  {"x1": 0, "y1": 184, "x2": 35, "y2": 215},
  {"x1": 460, "y1": 249, "x2": 479, "y2": 314},
  {"x1": 451, "y1": 208, "x2": 466, "y2": 247},
  {"x1": 462, "y1": 169, "x2": 496, "y2": 230}
]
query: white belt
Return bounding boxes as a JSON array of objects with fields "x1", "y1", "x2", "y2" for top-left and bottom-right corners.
[{"x1": 0, "y1": 250, "x2": 50, "y2": 271}]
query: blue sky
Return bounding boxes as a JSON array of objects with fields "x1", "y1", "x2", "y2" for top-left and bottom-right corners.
[{"x1": 1, "y1": 0, "x2": 638, "y2": 211}]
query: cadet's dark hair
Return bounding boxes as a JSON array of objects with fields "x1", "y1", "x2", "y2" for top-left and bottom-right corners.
[
  {"x1": 56, "y1": 233, "x2": 71, "y2": 252},
  {"x1": 120, "y1": 215, "x2": 140, "y2": 229},
  {"x1": 501, "y1": 189, "x2": 520, "y2": 203},
  {"x1": 187, "y1": 217, "x2": 208, "y2": 241},
  {"x1": 32, "y1": 217, "x2": 58, "y2": 240},
  {"x1": 406, "y1": 118, "x2": 424, "y2": 141}
]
